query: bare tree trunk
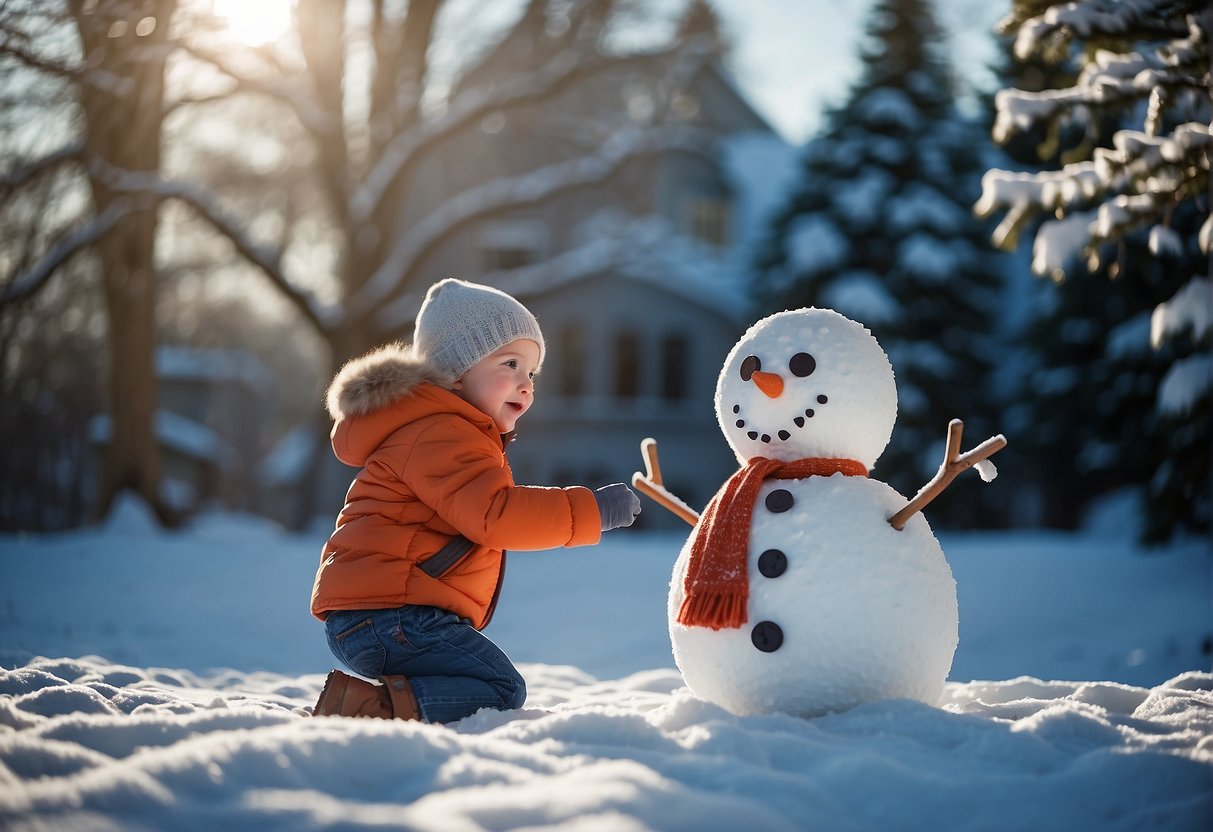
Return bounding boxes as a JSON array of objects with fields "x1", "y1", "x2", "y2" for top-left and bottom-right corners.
[{"x1": 71, "y1": 0, "x2": 179, "y2": 526}]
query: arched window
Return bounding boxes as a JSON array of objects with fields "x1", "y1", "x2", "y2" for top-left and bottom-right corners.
[
  {"x1": 614, "y1": 332, "x2": 641, "y2": 399},
  {"x1": 662, "y1": 334, "x2": 688, "y2": 400}
]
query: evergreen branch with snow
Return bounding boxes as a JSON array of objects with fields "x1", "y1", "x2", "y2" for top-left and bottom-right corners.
[{"x1": 980, "y1": 0, "x2": 1212, "y2": 281}]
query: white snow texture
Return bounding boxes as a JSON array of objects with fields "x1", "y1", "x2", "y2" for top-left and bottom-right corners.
[
  {"x1": 714, "y1": 307, "x2": 898, "y2": 468},
  {"x1": 1, "y1": 497, "x2": 1211, "y2": 830},
  {"x1": 686, "y1": 308, "x2": 954, "y2": 718},
  {"x1": 670, "y1": 475, "x2": 958, "y2": 718}
]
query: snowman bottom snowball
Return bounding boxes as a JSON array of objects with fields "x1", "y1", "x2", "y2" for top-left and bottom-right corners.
[{"x1": 668, "y1": 475, "x2": 959, "y2": 718}]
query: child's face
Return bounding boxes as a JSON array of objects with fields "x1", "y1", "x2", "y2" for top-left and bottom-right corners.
[{"x1": 453, "y1": 339, "x2": 541, "y2": 433}]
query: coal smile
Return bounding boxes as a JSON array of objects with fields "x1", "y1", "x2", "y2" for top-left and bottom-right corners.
[{"x1": 731, "y1": 395, "x2": 830, "y2": 444}]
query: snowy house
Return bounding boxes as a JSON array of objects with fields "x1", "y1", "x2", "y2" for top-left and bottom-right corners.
[
  {"x1": 89, "y1": 347, "x2": 273, "y2": 515},
  {"x1": 372, "y1": 46, "x2": 799, "y2": 524}
]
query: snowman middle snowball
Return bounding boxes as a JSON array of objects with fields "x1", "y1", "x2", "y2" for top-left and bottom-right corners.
[{"x1": 669, "y1": 307, "x2": 959, "y2": 718}]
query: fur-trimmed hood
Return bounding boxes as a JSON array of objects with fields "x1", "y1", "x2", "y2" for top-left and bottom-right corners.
[
  {"x1": 325, "y1": 342, "x2": 491, "y2": 467},
  {"x1": 326, "y1": 342, "x2": 454, "y2": 420}
]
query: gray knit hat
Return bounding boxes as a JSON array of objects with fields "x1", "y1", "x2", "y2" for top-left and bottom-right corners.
[{"x1": 413, "y1": 278, "x2": 545, "y2": 378}]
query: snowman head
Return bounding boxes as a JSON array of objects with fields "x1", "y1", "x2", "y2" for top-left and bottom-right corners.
[{"x1": 715, "y1": 308, "x2": 897, "y2": 468}]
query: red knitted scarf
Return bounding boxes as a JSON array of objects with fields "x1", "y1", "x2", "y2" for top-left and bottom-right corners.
[{"x1": 677, "y1": 456, "x2": 868, "y2": 630}]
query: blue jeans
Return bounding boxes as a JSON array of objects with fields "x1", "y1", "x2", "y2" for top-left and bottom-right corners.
[{"x1": 323, "y1": 605, "x2": 527, "y2": 724}]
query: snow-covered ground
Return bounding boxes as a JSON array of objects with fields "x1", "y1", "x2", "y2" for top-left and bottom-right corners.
[{"x1": 1, "y1": 498, "x2": 1211, "y2": 830}]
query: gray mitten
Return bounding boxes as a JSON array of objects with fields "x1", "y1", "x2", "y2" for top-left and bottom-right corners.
[{"x1": 594, "y1": 483, "x2": 642, "y2": 531}]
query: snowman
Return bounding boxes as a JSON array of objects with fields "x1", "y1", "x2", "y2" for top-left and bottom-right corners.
[{"x1": 633, "y1": 307, "x2": 1005, "y2": 718}]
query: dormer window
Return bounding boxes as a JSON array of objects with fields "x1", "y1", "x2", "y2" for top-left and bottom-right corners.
[{"x1": 687, "y1": 196, "x2": 729, "y2": 247}]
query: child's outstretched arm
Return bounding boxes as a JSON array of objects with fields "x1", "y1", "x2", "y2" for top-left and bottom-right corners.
[{"x1": 396, "y1": 419, "x2": 604, "y2": 549}]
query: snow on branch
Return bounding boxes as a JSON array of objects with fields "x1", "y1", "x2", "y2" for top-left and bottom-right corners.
[
  {"x1": 1157, "y1": 353, "x2": 1212, "y2": 415},
  {"x1": 0, "y1": 139, "x2": 85, "y2": 196},
  {"x1": 997, "y1": 13, "x2": 1208, "y2": 144},
  {"x1": 0, "y1": 36, "x2": 135, "y2": 96},
  {"x1": 1152, "y1": 277, "x2": 1212, "y2": 348},
  {"x1": 0, "y1": 199, "x2": 131, "y2": 306},
  {"x1": 979, "y1": 1, "x2": 1211, "y2": 280},
  {"x1": 977, "y1": 122, "x2": 1210, "y2": 278},
  {"x1": 87, "y1": 161, "x2": 336, "y2": 335},
  {"x1": 0, "y1": 37, "x2": 79, "y2": 78},
  {"x1": 986, "y1": 0, "x2": 1211, "y2": 420},
  {"x1": 1009, "y1": 0, "x2": 1195, "y2": 61},
  {"x1": 348, "y1": 124, "x2": 716, "y2": 321},
  {"x1": 172, "y1": 40, "x2": 337, "y2": 140},
  {"x1": 349, "y1": 41, "x2": 685, "y2": 225},
  {"x1": 375, "y1": 210, "x2": 743, "y2": 330}
]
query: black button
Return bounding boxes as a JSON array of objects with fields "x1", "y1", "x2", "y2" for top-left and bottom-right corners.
[
  {"x1": 758, "y1": 549, "x2": 787, "y2": 578},
  {"x1": 765, "y1": 489, "x2": 793, "y2": 513},
  {"x1": 751, "y1": 621, "x2": 783, "y2": 652}
]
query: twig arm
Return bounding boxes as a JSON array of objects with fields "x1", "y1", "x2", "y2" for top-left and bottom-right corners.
[
  {"x1": 632, "y1": 438, "x2": 700, "y2": 527},
  {"x1": 889, "y1": 419, "x2": 1007, "y2": 530}
]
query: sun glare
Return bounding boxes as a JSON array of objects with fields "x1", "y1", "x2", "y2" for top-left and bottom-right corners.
[{"x1": 213, "y1": 0, "x2": 292, "y2": 46}]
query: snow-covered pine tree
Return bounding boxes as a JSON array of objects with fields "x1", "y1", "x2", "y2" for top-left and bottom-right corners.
[
  {"x1": 1016, "y1": 206, "x2": 1205, "y2": 537},
  {"x1": 978, "y1": 0, "x2": 1210, "y2": 541},
  {"x1": 752, "y1": 0, "x2": 1004, "y2": 525}
]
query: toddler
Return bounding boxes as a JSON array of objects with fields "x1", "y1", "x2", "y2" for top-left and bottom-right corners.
[{"x1": 311, "y1": 278, "x2": 641, "y2": 723}]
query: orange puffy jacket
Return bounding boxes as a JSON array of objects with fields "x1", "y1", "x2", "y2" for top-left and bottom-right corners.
[{"x1": 310, "y1": 344, "x2": 602, "y2": 629}]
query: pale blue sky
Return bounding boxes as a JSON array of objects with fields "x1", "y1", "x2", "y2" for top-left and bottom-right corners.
[
  {"x1": 711, "y1": 0, "x2": 1007, "y2": 143},
  {"x1": 431, "y1": 0, "x2": 1010, "y2": 145}
]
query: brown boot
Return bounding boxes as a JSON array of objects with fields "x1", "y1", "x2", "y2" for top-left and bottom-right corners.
[{"x1": 312, "y1": 670, "x2": 421, "y2": 720}]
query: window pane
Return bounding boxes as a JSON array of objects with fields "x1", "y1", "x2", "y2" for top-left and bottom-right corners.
[
  {"x1": 482, "y1": 247, "x2": 533, "y2": 272},
  {"x1": 560, "y1": 327, "x2": 584, "y2": 397},
  {"x1": 615, "y1": 333, "x2": 640, "y2": 398},
  {"x1": 662, "y1": 334, "x2": 688, "y2": 400},
  {"x1": 689, "y1": 198, "x2": 728, "y2": 246}
]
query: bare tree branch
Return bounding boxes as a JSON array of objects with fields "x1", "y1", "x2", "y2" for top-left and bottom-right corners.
[
  {"x1": 0, "y1": 198, "x2": 130, "y2": 306},
  {"x1": 84, "y1": 159, "x2": 335, "y2": 336},
  {"x1": 0, "y1": 139, "x2": 84, "y2": 197},
  {"x1": 368, "y1": 0, "x2": 439, "y2": 156},
  {"x1": 0, "y1": 36, "x2": 79, "y2": 78},
  {"x1": 350, "y1": 40, "x2": 682, "y2": 225},
  {"x1": 161, "y1": 84, "x2": 240, "y2": 118},
  {"x1": 349, "y1": 124, "x2": 717, "y2": 320},
  {"x1": 171, "y1": 39, "x2": 337, "y2": 139},
  {"x1": 167, "y1": 188, "x2": 335, "y2": 337}
]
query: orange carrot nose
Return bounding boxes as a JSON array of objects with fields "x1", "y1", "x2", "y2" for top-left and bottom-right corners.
[{"x1": 751, "y1": 371, "x2": 784, "y2": 398}]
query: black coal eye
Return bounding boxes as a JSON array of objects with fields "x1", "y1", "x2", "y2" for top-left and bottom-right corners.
[
  {"x1": 789, "y1": 353, "x2": 815, "y2": 377},
  {"x1": 740, "y1": 355, "x2": 761, "y2": 382}
]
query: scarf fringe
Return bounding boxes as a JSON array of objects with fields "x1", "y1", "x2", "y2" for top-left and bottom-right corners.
[
  {"x1": 678, "y1": 456, "x2": 867, "y2": 631},
  {"x1": 677, "y1": 588, "x2": 748, "y2": 631}
]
